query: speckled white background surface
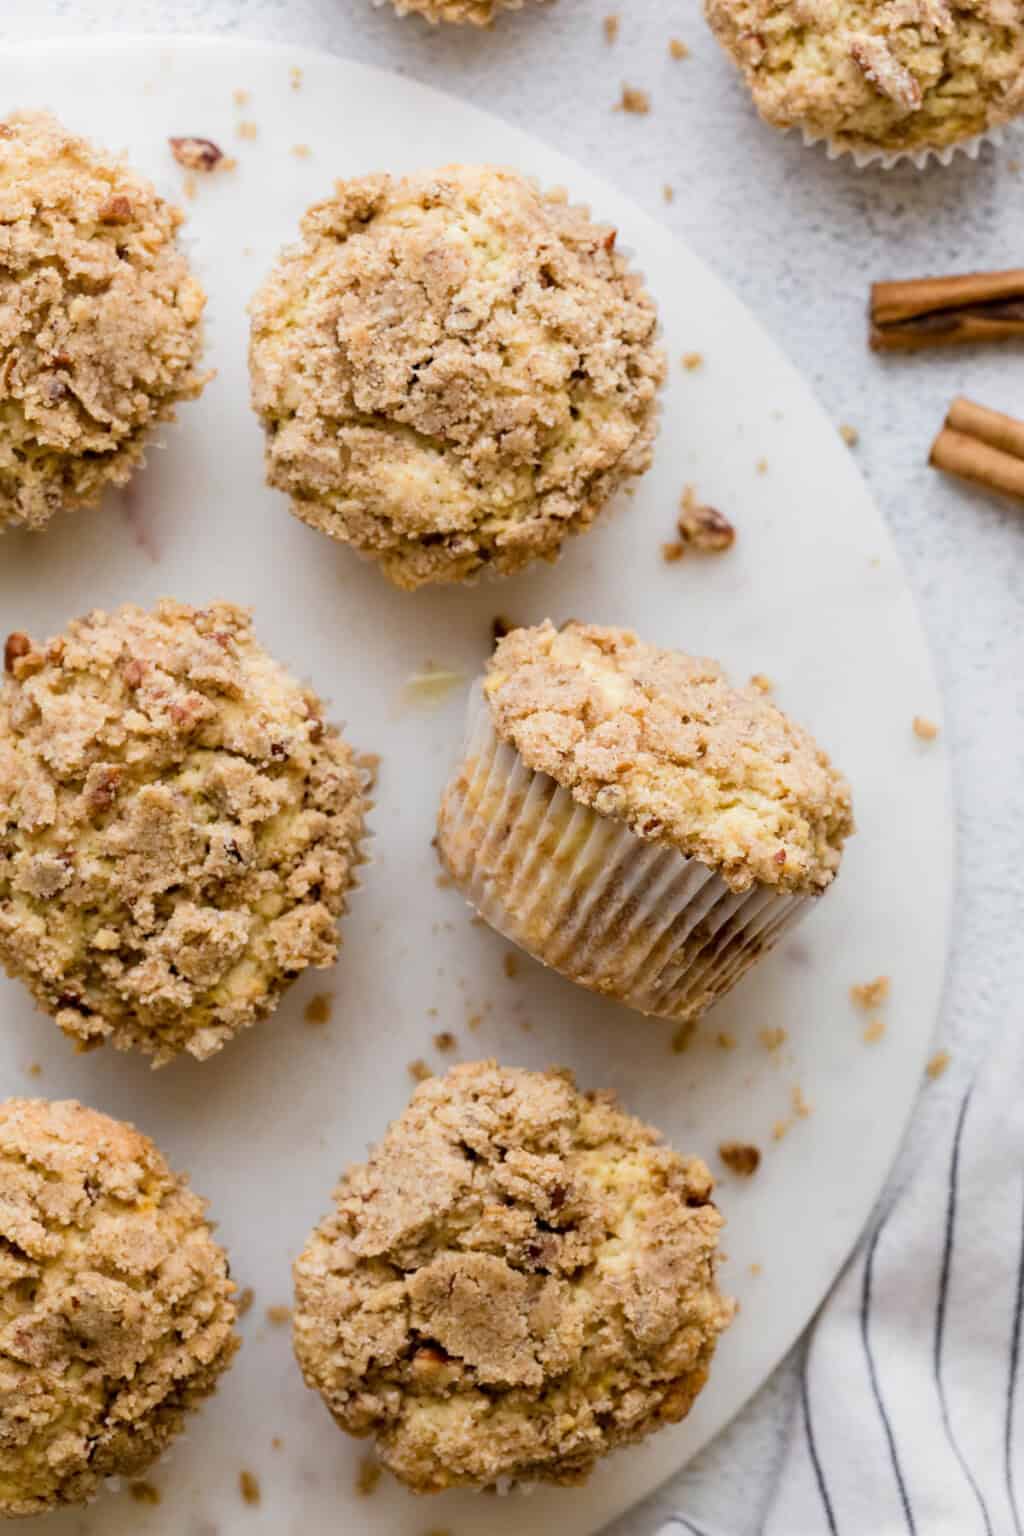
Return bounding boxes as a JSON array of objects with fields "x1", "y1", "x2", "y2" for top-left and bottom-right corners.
[{"x1": 4, "y1": 4, "x2": 1024, "y2": 1533}]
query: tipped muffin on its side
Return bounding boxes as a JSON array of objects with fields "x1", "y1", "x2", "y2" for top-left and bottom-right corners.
[
  {"x1": 703, "y1": 0, "x2": 1024, "y2": 159},
  {"x1": 0, "y1": 1098, "x2": 238, "y2": 1517},
  {"x1": 293, "y1": 1060, "x2": 733, "y2": 1492},
  {"x1": 438, "y1": 621, "x2": 853, "y2": 1023},
  {"x1": 0, "y1": 110, "x2": 208, "y2": 533},
  {"x1": 249, "y1": 165, "x2": 665, "y2": 589},
  {"x1": 0, "y1": 601, "x2": 369, "y2": 1064}
]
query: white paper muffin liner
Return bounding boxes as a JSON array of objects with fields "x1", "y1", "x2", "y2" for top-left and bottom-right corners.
[
  {"x1": 437, "y1": 690, "x2": 814, "y2": 1025},
  {"x1": 801, "y1": 120, "x2": 1006, "y2": 170}
]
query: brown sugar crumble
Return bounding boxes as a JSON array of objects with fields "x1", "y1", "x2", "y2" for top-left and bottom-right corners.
[
  {"x1": 603, "y1": 13, "x2": 620, "y2": 42},
  {"x1": 237, "y1": 121, "x2": 258, "y2": 140},
  {"x1": 408, "y1": 1058, "x2": 432, "y2": 1083},
  {"x1": 357, "y1": 1457, "x2": 383, "y2": 1497},
  {"x1": 271, "y1": 1436, "x2": 284, "y2": 1451},
  {"x1": 663, "y1": 184, "x2": 675, "y2": 202},
  {"x1": 677, "y1": 485, "x2": 736, "y2": 553},
  {"x1": 433, "y1": 1031, "x2": 457, "y2": 1052},
  {"x1": 840, "y1": 423, "x2": 860, "y2": 447},
  {"x1": 759, "y1": 1027, "x2": 787, "y2": 1051},
  {"x1": 864, "y1": 1018, "x2": 887, "y2": 1044},
  {"x1": 239, "y1": 1469, "x2": 261, "y2": 1506},
  {"x1": 682, "y1": 352, "x2": 704, "y2": 371},
  {"x1": 266, "y1": 1305, "x2": 292, "y2": 1326},
  {"x1": 669, "y1": 37, "x2": 690, "y2": 58},
  {"x1": 129, "y1": 1482, "x2": 161, "y2": 1506},
  {"x1": 304, "y1": 993, "x2": 333, "y2": 1027},
  {"x1": 927, "y1": 1049, "x2": 951, "y2": 1080},
  {"x1": 719, "y1": 1141, "x2": 761, "y2": 1176},
  {"x1": 661, "y1": 541, "x2": 685, "y2": 563},
  {"x1": 616, "y1": 85, "x2": 651, "y2": 115},
  {"x1": 168, "y1": 136, "x2": 224, "y2": 172},
  {"x1": 503, "y1": 951, "x2": 521, "y2": 979},
  {"x1": 237, "y1": 1287, "x2": 255, "y2": 1318},
  {"x1": 750, "y1": 673, "x2": 773, "y2": 695},
  {"x1": 913, "y1": 716, "x2": 940, "y2": 741},
  {"x1": 851, "y1": 976, "x2": 890, "y2": 1010}
]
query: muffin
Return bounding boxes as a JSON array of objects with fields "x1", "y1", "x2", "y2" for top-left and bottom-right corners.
[
  {"x1": 437, "y1": 621, "x2": 853, "y2": 1025},
  {"x1": 0, "y1": 601, "x2": 369, "y2": 1064},
  {"x1": 703, "y1": 0, "x2": 1024, "y2": 160},
  {"x1": 249, "y1": 166, "x2": 665, "y2": 589},
  {"x1": 0, "y1": 1098, "x2": 238, "y2": 1517},
  {"x1": 0, "y1": 110, "x2": 208, "y2": 533},
  {"x1": 384, "y1": 0, "x2": 543, "y2": 23},
  {"x1": 293, "y1": 1060, "x2": 732, "y2": 1491}
]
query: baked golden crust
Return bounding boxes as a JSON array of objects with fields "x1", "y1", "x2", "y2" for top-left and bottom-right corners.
[
  {"x1": 0, "y1": 1098, "x2": 238, "y2": 1517},
  {"x1": 249, "y1": 166, "x2": 665, "y2": 589},
  {"x1": 293, "y1": 1060, "x2": 732, "y2": 1492},
  {"x1": 0, "y1": 601, "x2": 368, "y2": 1064},
  {"x1": 0, "y1": 110, "x2": 207, "y2": 533},
  {"x1": 484, "y1": 622, "x2": 853, "y2": 894},
  {"x1": 704, "y1": 0, "x2": 1024, "y2": 154},
  {"x1": 387, "y1": 0, "x2": 542, "y2": 23}
]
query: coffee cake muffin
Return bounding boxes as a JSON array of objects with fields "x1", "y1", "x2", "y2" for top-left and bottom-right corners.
[
  {"x1": 0, "y1": 110, "x2": 208, "y2": 533},
  {"x1": 0, "y1": 601, "x2": 369, "y2": 1064},
  {"x1": 293, "y1": 1060, "x2": 732, "y2": 1491},
  {"x1": 704, "y1": 0, "x2": 1024, "y2": 160},
  {"x1": 384, "y1": 0, "x2": 543, "y2": 23},
  {"x1": 249, "y1": 166, "x2": 665, "y2": 589},
  {"x1": 0, "y1": 1097, "x2": 238, "y2": 1517},
  {"x1": 438, "y1": 621, "x2": 853, "y2": 1024}
]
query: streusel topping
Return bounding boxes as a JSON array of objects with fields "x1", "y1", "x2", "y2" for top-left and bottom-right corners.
[
  {"x1": 484, "y1": 621, "x2": 853, "y2": 893},
  {"x1": 704, "y1": 0, "x2": 1024, "y2": 154},
  {"x1": 249, "y1": 165, "x2": 664, "y2": 589},
  {"x1": 0, "y1": 601, "x2": 368, "y2": 1063},
  {"x1": 0, "y1": 110, "x2": 207, "y2": 532},
  {"x1": 293, "y1": 1060, "x2": 732, "y2": 1492},
  {"x1": 0, "y1": 1098, "x2": 238, "y2": 1517}
]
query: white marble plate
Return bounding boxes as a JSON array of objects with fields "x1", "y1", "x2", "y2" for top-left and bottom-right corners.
[{"x1": 0, "y1": 35, "x2": 953, "y2": 1536}]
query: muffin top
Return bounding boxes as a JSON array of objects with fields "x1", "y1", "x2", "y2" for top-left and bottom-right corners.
[
  {"x1": 0, "y1": 110, "x2": 207, "y2": 533},
  {"x1": 0, "y1": 601, "x2": 367, "y2": 1063},
  {"x1": 484, "y1": 621, "x2": 853, "y2": 893},
  {"x1": 0, "y1": 1098, "x2": 238, "y2": 1517},
  {"x1": 249, "y1": 165, "x2": 665, "y2": 589},
  {"x1": 704, "y1": 0, "x2": 1024, "y2": 154},
  {"x1": 388, "y1": 0, "x2": 541, "y2": 24},
  {"x1": 293, "y1": 1060, "x2": 731, "y2": 1492}
]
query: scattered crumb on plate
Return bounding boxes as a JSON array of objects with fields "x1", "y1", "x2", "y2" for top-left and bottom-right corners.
[
  {"x1": 792, "y1": 1085, "x2": 812, "y2": 1118},
  {"x1": 840, "y1": 423, "x2": 859, "y2": 447},
  {"x1": 603, "y1": 13, "x2": 620, "y2": 42},
  {"x1": 716, "y1": 1030, "x2": 736, "y2": 1050},
  {"x1": 864, "y1": 1018, "x2": 886, "y2": 1044},
  {"x1": 503, "y1": 951, "x2": 520, "y2": 979},
  {"x1": 913, "y1": 716, "x2": 940, "y2": 741},
  {"x1": 927, "y1": 1049, "x2": 951, "y2": 1080},
  {"x1": 756, "y1": 457, "x2": 769, "y2": 474},
  {"x1": 233, "y1": 88, "x2": 250, "y2": 106},
  {"x1": 237, "y1": 121, "x2": 258, "y2": 140},
  {"x1": 239, "y1": 1470, "x2": 261, "y2": 1506},
  {"x1": 671, "y1": 1020, "x2": 697, "y2": 1053},
  {"x1": 677, "y1": 485, "x2": 735, "y2": 552},
  {"x1": 759, "y1": 1027, "x2": 787, "y2": 1051},
  {"x1": 719, "y1": 1141, "x2": 761, "y2": 1176},
  {"x1": 750, "y1": 673, "x2": 773, "y2": 694},
  {"x1": 129, "y1": 1482, "x2": 161, "y2": 1506},
  {"x1": 661, "y1": 541, "x2": 685, "y2": 563},
  {"x1": 851, "y1": 976, "x2": 890, "y2": 1010},
  {"x1": 266, "y1": 1305, "x2": 292, "y2": 1326},
  {"x1": 749, "y1": 1262, "x2": 762, "y2": 1277},
  {"x1": 237, "y1": 1286, "x2": 255, "y2": 1318},
  {"x1": 304, "y1": 993, "x2": 333, "y2": 1027},
  {"x1": 169, "y1": 136, "x2": 225, "y2": 172},
  {"x1": 772, "y1": 1120, "x2": 789, "y2": 1141},
  {"x1": 663, "y1": 184, "x2": 675, "y2": 203},
  {"x1": 357, "y1": 1457, "x2": 383, "y2": 1497},
  {"x1": 290, "y1": 65, "x2": 304, "y2": 89},
  {"x1": 681, "y1": 351, "x2": 703, "y2": 370},
  {"x1": 433, "y1": 1031, "x2": 457, "y2": 1052},
  {"x1": 408, "y1": 1059, "x2": 432, "y2": 1083},
  {"x1": 292, "y1": 143, "x2": 312, "y2": 158},
  {"x1": 616, "y1": 85, "x2": 650, "y2": 114},
  {"x1": 669, "y1": 37, "x2": 689, "y2": 58}
]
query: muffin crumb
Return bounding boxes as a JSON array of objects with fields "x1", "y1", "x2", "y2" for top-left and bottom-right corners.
[
  {"x1": 616, "y1": 85, "x2": 651, "y2": 114},
  {"x1": 672, "y1": 1020, "x2": 698, "y2": 1053},
  {"x1": 840, "y1": 423, "x2": 859, "y2": 447},
  {"x1": 304, "y1": 994, "x2": 334, "y2": 1027},
  {"x1": 663, "y1": 184, "x2": 675, "y2": 203},
  {"x1": 237, "y1": 121, "x2": 258, "y2": 140},
  {"x1": 408, "y1": 1058, "x2": 433, "y2": 1083},
  {"x1": 237, "y1": 1287, "x2": 255, "y2": 1318},
  {"x1": 266, "y1": 1305, "x2": 292, "y2": 1326},
  {"x1": 169, "y1": 136, "x2": 223, "y2": 171},
  {"x1": 669, "y1": 37, "x2": 689, "y2": 59},
  {"x1": 239, "y1": 1469, "x2": 261, "y2": 1505},
  {"x1": 927, "y1": 1048, "x2": 951, "y2": 1080},
  {"x1": 603, "y1": 13, "x2": 620, "y2": 42},
  {"x1": 759, "y1": 1027, "x2": 787, "y2": 1051},
  {"x1": 864, "y1": 1017, "x2": 886, "y2": 1044},
  {"x1": 503, "y1": 951, "x2": 521, "y2": 979},
  {"x1": 678, "y1": 486, "x2": 735, "y2": 552},
  {"x1": 913, "y1": 716, "x2": 940, "y2": 741},
  {"x1": 357, "y1": 1457, "x2": 383, "y2": 1496},
  {"x1": 129, "y1": 1482, "x2": 161, "y2": 1506},
  {"x1": 750, "y1": 673, "x2": 773, "y2": 694},
  {"x1": 433, "y1": 1031, "x2": 457, "y2": 1052},
  {"x1": 682, "y1": 351, "x2": 704, "y2": 370},
  {"x1": 719, "y1": 1141, "x2": 761, "y2": 1176},
  {"x1": 851, "y1": 976, "x2": 890, "y2": 1010}
]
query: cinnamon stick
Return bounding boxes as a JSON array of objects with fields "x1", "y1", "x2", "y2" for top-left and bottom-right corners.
[
  {"x1": 929, "y1": 397, "x2": 1024, "y2": 504},
  {"x1": 870, "y1": 269, "x2": 1024, "y2": 352}
]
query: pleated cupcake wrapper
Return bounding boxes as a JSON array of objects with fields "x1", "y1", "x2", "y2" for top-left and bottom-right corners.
[
  {"x1": 438, "y1": 691, "x2": 811, "y2": 1024},
  {"x1": 801, "y1": 121, "x2": 1006, "y2": 170}
]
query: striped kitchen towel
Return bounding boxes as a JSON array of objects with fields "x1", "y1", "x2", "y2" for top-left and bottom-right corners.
[{"x1": 663, "y1": 1006, "x2": 1024, "y2": 1536}]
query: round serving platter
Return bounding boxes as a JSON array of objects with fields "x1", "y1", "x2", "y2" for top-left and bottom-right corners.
[{"x1": 0, "y1": 36, "x2": 953, "y2": 1536}]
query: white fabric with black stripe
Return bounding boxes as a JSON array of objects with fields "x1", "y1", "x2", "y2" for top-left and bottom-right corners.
[{"x1": 660, "y1": 1010, "x2": 1024, "y2": 1536}]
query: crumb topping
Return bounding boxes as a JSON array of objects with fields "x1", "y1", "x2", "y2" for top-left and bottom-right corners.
[
  {"x1": 0, "y1": 1098, "x2": 237, "y2": 1517},
  {"x1": 484, "y1": 622, "x2": 853, "y2": 893},
  {"x1": 0, "y1": 600, "x2": 368, "y2": 1064},
  {"x1": 249, "y1": 166, "x2": 664, "y2": 589},
  {"x1": 704, "y1": 0, "x2": 1024, "y2": 153},
  {"x1": 293, "y1": 1061, "x2": 731, "y2": 1492},
  {"x1": 387, "y1": 0, "x2": 542, "y2": 24},
  {"x1": 0, "y1": 110, "x2": 207, "y2": 533}
]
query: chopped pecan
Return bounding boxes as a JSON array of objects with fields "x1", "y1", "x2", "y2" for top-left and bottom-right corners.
[
  {"x1": 677, "y1": 487, "x2": 735, "y2": 553},
  {"x1": 168, "y1": 136, "x2": 224, "y2": 172},
  {"x1": 849, "y1": 35, "x2": 923, "y2": 111},
  {"x1": 98, "y1": 194, "x2": 134, "y2": 224},
  {"x1": 4, "y1": 633, "x2": 31, "y2": 674}
]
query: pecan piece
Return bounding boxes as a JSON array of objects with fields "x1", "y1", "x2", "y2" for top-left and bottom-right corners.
[
  {"x1": 677, "y1": 487, "x2": 736, "y2": 553},
  {"x1": 168, "y1": 136, "x2": 224, "y2": 172},
  {"x1": 98, "y1": 194, "x2": 134, "y2": 224},
  {"x1": 849, "y1": 35, "x2": 923, "y2": 111},
  {"x1": 4, "y1": 632, "x2": 31, "y2": 674}
]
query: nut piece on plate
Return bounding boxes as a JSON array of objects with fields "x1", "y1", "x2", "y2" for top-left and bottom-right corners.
[
  {"x1": 0, "y1": 110, "x2": 208, "y2": 534},
  {"x1": 249, "y1": 165, "x2": 665, "y2": 590},
  {"x1": 292, "y1": 1060, "x2": 733, "y2": 1492},
  {"x1": 0, "y1": 1098, "x2": 238, "y2": 1517},
  {"x1": 437, "y1": 621, "x2": 853, "y2": 1025},
  {"x1": 702, "y1": 0, "x2": 1024, "y2": 159},
  {"x1": 0, "y1": 601, "x2": 370, "y2": 1064}
]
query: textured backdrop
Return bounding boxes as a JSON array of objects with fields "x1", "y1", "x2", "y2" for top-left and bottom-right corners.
[{"x1": 5, "y1": 3, "x2": 1024, "y2": 1531}]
